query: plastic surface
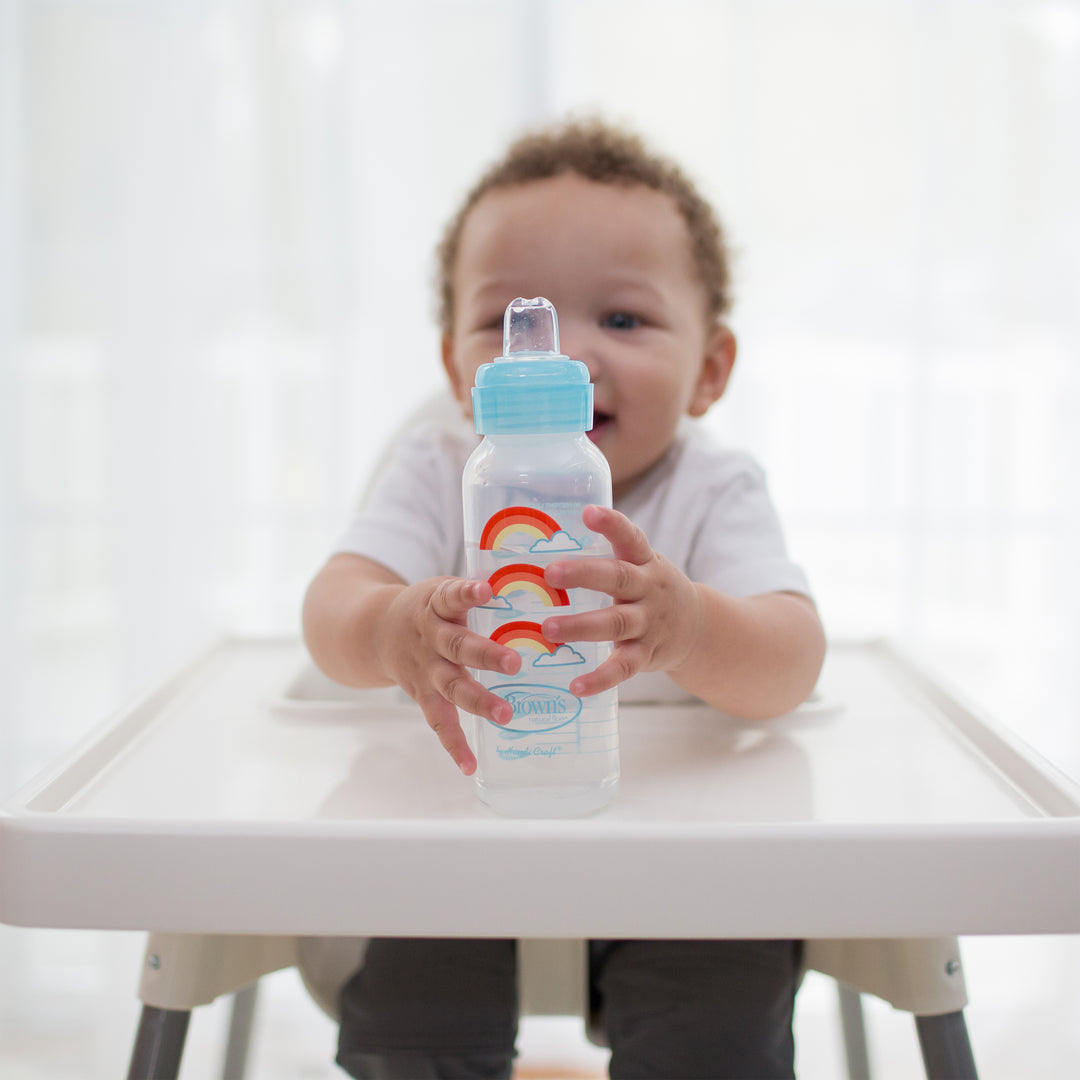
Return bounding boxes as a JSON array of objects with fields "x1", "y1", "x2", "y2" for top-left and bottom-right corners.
[
  {"x1": 134, "y1": 930, "x2": 968, "y2": 1021},
  {"x1": 463, "y1": 434, "x2": 618, "y2": 816},
  {"x1": 803, "y1": 938, "x2": 969, "y2": 1016},
  {"x1": 1, "y1": 639, "x2": 1078, "y2": 937},
  {"x1": 465, "y1": 300, "x2": 618, "y2": 815},
  {"x1": 504, "y1": 295, "x2": 560, "y2": 356},
  {"x1": 138, "y1": 933, "x2": 299, "y2": 1010},
  {"x1": 472, "y1": 296, "x2": 592, "y2": 433}
]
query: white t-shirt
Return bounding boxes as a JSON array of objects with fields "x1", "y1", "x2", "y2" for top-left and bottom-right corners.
[{"x1": 336, "y1": 394, "x2": 811, "y2": 703}]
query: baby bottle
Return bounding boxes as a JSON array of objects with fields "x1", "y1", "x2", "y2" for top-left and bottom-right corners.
[{"x1": 463, "y1": 296, "x2": 619, "y2": 817}]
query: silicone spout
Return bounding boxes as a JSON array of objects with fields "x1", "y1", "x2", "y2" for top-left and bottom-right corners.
[
  {"x1": 502, "y1": 297, "x2": 560, "y2": 359},
  {"x1": 472, "y1": 296, "x2": 591, "y2": 434}
]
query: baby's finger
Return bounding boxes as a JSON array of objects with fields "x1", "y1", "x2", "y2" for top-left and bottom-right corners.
[
  {"x1": 542, "y1": 604, "x2": 646, "y2": 645},
  {"x1": 434, "y1": 622, "x2": 521, "y2": 676},
  {"x1": 568, "y1": 646, "x2": 644, "y2": 697},
  {"x1": 433, "y1": 661, "x2": 514, "y2": 728},
  {"x1": 417, "y1": 692, "x2": 477, "y2": 775},
  {"x1": 430, "y1": 577, "x2": 493, "y2": 620},
  {"x1": 582, "y1": 504, "x2": 653, "y2": 565},
  {"x1": 545, "y1": 557, "x2": 644, "y2": 601}
]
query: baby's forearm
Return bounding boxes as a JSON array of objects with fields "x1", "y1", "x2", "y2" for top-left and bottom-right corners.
[
  {"x1": 302, "y1": 553, "x2": 406, "y2": 688},
  {"x1": 668, "y1": 588, "x2": 826, "y2": 719}
]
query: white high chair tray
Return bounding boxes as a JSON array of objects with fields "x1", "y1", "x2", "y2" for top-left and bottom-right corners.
[{"x1": 2, "y1": 638, "x2": 1077, "y2": 940}]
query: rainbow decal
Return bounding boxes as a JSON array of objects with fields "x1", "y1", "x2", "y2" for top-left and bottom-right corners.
[
  {"x1": 480, "y1": 506, "x2": 562, "y2": 551},
  {"x1": 489, "y1": 620, "x2": 558, "y2": 655},
  {"x1": 487, "y1": 563, "x2": 569, "y2": 608}
]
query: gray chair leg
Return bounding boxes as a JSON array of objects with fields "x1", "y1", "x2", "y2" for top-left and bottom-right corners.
[
  {"x1": 127, "y1": 1004, "x2": 191, "y2": 1080},
  {"x1": 221, "y1": 983, "x2": 259, "y2": 1080},
  {"x1": 915, "y1": 1011, "x2": 978, "y2": 1080},
  {"x1": 837, "y1": 983, "x2": 872, "y2": 1080}
]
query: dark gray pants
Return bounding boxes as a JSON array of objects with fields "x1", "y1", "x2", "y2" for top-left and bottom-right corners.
[{"x1": 337, "y1": 938, "x2": 800, "y2": 1080}]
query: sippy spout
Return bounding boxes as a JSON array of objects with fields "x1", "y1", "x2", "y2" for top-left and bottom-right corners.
[
  {"x1": 503, "y1": 296, "x2": 560, "y2": 358},
  {"x1": 472, "y1": 295, "x2": 591, "y2": 433}
]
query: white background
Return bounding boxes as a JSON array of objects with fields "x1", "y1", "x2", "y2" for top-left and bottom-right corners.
[{"x1": 1, "y1": 2, "x2": 1078, "y2": 1077}]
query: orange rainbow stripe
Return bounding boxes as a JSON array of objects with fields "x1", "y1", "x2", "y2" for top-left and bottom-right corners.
[
  {"x1": 488, "y1": 563, "x2": 569, "y2": 608},
  {"x1": 480, "y1": 506, "x2": 561, "y2": 551},
  {"x1": 489, "y1": 621, "x2": 557, "y2": 654}
]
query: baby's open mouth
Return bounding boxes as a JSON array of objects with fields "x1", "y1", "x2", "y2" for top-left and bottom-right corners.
[{"x1": 589, "y1": 409, "x2": 613, "y2": 441}]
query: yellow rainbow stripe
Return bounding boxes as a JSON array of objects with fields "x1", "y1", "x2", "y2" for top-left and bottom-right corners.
[
  {"x1": 489, "y1": 620, "x2": 556, "y2": 653},
  {"x1": 480, "y1": 506, "x2": 561, "y2": 551},
  {"x1": 488, "y1": 563, "x2": 569, "y2": 607}
]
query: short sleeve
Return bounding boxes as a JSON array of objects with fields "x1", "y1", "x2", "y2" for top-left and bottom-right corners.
[
  {"x1": 622, "y1": 431, "x2": 812, "y2": 602},
  {"x1": 334, "y1": 426, "x2": 467, "y2": 584},
  {"x1": 686, "y1": 457, "x2": 811, "y2": 599}
]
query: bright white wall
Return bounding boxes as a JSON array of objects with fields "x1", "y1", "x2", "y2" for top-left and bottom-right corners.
[{"x1": 2, "y1": 0, "x2": 1078, "y2": 793}]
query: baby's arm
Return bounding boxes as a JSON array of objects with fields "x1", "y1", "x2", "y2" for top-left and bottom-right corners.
[
  {"x1": 542, "y1": 505, "x2": 826, "y2": 719},
  {"x1": 302, "y1": 554, "x2": 522, "y2": 773}
]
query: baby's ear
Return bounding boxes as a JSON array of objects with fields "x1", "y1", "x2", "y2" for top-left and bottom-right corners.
[
  {"x1": 687, "y1": 325, "x2": 736, "y2": 417},
  {"x1": 441, "y1": 333, "x2": 472, "y2": 415}
]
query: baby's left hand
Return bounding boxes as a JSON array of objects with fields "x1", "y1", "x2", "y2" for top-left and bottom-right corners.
[{"x1": 541, "y1": 504, "x2": 700, "y2": 697}]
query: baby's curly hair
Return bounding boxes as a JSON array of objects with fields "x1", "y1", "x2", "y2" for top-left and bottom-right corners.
[{"x1": 436, "y1": 119, "x2": 733, "y2": 334}]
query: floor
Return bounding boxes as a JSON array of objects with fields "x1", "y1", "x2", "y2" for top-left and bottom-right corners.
[{"x1": 0, "y1": 926, "x2": 1078, "y2": 1079}]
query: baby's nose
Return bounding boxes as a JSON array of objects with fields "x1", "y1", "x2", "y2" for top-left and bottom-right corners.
[{"x1": 559, "y1": 322, "x2": 602, "y2": 379}]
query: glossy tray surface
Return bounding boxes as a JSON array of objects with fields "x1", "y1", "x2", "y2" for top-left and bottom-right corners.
[{"x1": 2, "y1": 639, "x2": 1077, "y2": 938}]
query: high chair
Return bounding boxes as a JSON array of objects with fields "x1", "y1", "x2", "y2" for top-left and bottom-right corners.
[
  {"x1": 129, "y1": 931, "x2": 977, "y2": 1080},
  {"x1": 6, "y1": 639, "x2": 1076, "y2": 1080}
]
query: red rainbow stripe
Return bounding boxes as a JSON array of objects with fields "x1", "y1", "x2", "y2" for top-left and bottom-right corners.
[
  {"x1": 487, "y1": 563, "x2": 569, "y2": 607},
  {"x1": 489, "y1": 620, "x2": 557, "y2": 653},
  {"x1": 480, "y1": 506, "x2": 561, "y2": 551}
]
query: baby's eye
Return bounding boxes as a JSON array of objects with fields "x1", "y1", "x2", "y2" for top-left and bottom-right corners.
[{"x1": 602, "y1": 312, "x2": 642, "y2": 331}]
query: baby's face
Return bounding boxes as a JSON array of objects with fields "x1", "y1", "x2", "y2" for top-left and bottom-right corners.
[{"x1": 443, "y1": 173, "x2": 734, "y2": 500}]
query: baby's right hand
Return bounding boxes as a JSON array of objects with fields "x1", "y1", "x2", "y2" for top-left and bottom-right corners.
[{"x1": 377, "y1": 577, "x2": 521, "y2": 775}]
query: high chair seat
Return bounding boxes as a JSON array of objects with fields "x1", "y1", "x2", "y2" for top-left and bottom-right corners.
[
  {"x1": 291, "y1": 934, "x2": 972, "y2": 1027},
  {"x1": 132, "y1": 931, "x2": 976, "y2": 1080}
]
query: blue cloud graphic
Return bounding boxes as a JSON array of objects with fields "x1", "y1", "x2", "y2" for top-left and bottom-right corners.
[
  {"x1": 533, "y1": 645, "x2": 587, "y2": 667},
  {"x1": 529, "y1": 530, "x2": 582, "y2": 554}
]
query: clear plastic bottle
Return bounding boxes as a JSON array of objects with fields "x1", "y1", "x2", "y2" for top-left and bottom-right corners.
[{"x1": 463, "y1": 297, "x2": 619, "y2": 817}]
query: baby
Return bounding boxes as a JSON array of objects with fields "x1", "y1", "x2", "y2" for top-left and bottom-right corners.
[{"x1": 304, "y1": 120, "x2": 825, "y2": 1080}]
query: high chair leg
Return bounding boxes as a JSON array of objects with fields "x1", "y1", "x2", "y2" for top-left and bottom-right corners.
[
  {"x1": 915, "y1": 1011, "x2": 978, "y2": 1080},
  {"x1": 837, "y1": 983, "x2": 871, "y2": 1080},
  {"x1": 221, "y1": 983, "x2": 259, "y2": 1080},
  {"x1": 127, "y1": 1004, "x2": 190, "y2": 1080}
]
